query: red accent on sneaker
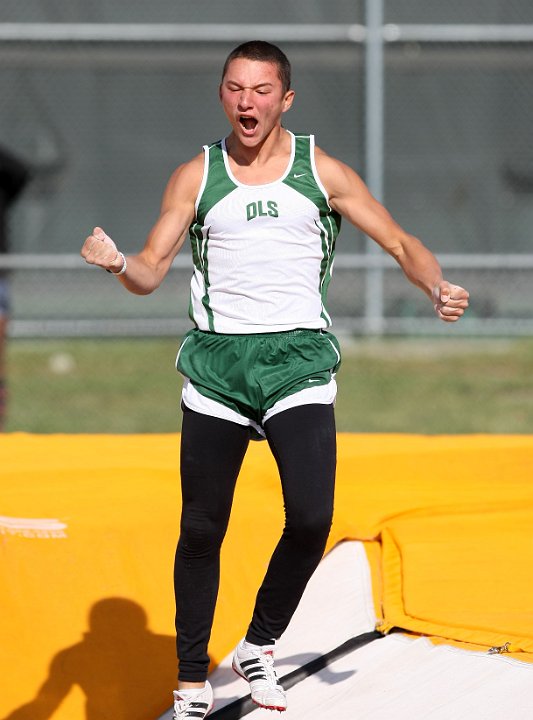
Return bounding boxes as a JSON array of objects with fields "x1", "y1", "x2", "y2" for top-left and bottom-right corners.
[{"x1": 252, "y1": 699, "x2": 286, "y2": 712}]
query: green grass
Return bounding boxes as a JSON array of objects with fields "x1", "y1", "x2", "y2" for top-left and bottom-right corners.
[
  {"x1": 334, "y1": 337, "x2": 533, "y2": 434},
  {"x1": 5, "y1": 336, "x2": 533, "y2": 434},
  {"x1": 6, "y1": 338, "x2": 182, "y2": 434}
]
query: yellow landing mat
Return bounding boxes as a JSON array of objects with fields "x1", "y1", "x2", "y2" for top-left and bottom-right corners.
[{"x1": 1, "y1": 433, "x2": 533, "y2": 719}]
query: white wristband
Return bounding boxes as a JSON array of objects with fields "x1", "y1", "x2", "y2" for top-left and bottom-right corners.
[{"x1": 106, "y1": 252, "x2": 127, "y2": 276}]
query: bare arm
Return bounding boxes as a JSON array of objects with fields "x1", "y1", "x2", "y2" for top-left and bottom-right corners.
[
  {"x1": 80, "y1": 153, "x2": 204, "y2": 295},
  {"x1": 315, "y1": 148, "x2": 469, "y2": 322}
]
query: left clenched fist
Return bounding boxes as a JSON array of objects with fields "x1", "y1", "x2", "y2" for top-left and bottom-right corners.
[{"x1": 432, "y1": 281, "x2": 469, "y2": 322}]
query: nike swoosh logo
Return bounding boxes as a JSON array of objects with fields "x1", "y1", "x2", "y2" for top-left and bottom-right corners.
[
  {"x1": 293, "y1": 173, "x2": 307, "y2": 178},
  {"x1": 308, "y1": 378, "x2": 321, "y2": 383}
]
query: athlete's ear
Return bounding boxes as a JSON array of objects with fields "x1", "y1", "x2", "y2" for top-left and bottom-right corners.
[{"x1": 282, "y1": 89, "x2": 295, "y2": 114}]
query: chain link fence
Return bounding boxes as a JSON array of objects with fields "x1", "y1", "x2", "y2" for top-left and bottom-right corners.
[
  {"x1": 1, "y1": 2, "x2": 533, "y2": 433},
  {"x1": 1, "y1": 1, "x2": 533, "y2": 337}
]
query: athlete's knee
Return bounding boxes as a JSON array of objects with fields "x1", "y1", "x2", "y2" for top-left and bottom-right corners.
[
  {"x1": 285, "y1": 506, "x2": 333, "y2": 549},
  {"x1": 177, "y1": 509, "x2": 228, "y2": 561}
]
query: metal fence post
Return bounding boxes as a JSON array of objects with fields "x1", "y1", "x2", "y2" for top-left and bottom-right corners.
[{"x1": 364, "y1": 0, "x2": 385, "y2": 334}]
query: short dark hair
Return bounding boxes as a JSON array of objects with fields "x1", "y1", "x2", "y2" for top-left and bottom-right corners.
[{"x1": 222, "y1": 41, "x2": 292, "y2": 94}]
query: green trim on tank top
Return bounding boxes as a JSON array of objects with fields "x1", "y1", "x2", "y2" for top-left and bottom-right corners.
[
  {"x1": 282, "y1": 135, "x2": 340, "y2": 228},
  {"x1": 196, "y1": 141, "x2": 237, "y2": 226}
]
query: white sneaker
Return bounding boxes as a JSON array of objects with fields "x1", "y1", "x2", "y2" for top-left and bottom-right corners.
[
  {"x1": 172, "y1": 681, "x2": 214, "y2": 719},
  {"x1": 232, "y1": 639, "x2": 287, "y2": 712}
]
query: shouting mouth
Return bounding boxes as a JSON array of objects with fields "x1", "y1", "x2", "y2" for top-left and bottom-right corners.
[{"x1": 239, "y1": 115, "x2": 258, "y2": 134}]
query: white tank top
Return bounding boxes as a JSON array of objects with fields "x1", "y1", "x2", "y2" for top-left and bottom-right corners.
[{"x1": 187, "y1": 131, "x2": 341, "y2": 334}]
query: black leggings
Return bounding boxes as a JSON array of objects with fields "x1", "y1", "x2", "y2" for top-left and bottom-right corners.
[{"x1": 174, "y1": 403, "x2": 337, "y2": 682}]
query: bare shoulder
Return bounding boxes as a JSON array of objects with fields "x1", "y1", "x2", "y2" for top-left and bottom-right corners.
[
  {"x1": 314, "y1": 145, "x2": 364, "y2": 199},
  {"x1": 159, "y1": 154, "x2": 204, "y2": 210},
  {"x1": 143, "y1": 153, "x2": 205, "y2": 259},
  {"x1": 164, "y1": 152, "x2": 204, "y2": 201}
]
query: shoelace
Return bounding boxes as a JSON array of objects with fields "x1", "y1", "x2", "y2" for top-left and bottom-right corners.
[{"x1": 250, "y1": 650, "x2": 281, "y2": 687}]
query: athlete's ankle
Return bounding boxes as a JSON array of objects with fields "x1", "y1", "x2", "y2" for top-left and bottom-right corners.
[{"x1": 178, "y1": 682, "x2": 207, "y2": 692}]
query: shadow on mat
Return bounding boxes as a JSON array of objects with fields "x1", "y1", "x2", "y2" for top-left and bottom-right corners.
[
  {"x1": 2, "y1": 597, "x2": 177, "y2": 720},
  {"x1": 208, "y1": 648, "x2": 357, "y2": 713},
  {"x1": 213, "y1": 652, "x2": 355, "y2": 692}
]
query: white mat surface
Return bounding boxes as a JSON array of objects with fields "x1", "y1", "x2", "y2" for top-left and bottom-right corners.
[{"x1": 159, "y1": 541, "x2": 533, "y2": 719}]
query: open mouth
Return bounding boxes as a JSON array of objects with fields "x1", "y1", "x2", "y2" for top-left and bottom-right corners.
[{"x1": 239, "y1": 115, "x2": 258, "y2": 133}]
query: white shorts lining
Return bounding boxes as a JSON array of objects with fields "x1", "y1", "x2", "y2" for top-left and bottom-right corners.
[{"x1": 181, "y1": 376, "x2": 337, "y2": 438}]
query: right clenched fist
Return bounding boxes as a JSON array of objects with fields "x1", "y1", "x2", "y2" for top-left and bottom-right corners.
[{"x1": 81, "y1": 227, "x2": 122, "y2": 272}]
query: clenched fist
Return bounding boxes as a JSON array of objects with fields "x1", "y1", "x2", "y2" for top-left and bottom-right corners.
[
  {"x1": 432, "y1": 281, "x2": 469, "y2": 322},
  {"x1": 81, "y1": 227, "x2": 124, "y2": 273}
]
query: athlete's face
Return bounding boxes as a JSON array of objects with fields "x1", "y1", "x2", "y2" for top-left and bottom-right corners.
[{"x1": 219, "y1": 58, "x2": 295, "y2": 147}]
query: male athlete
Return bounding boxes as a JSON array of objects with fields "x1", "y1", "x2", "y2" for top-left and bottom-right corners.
[{"x1": 81, "y1": 41, "x2": 469, "y2": 720}]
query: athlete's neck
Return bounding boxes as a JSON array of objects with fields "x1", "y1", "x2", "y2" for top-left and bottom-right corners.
[{"x1": 225, "y1": 127, "x2": 291, "y2": 184}]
